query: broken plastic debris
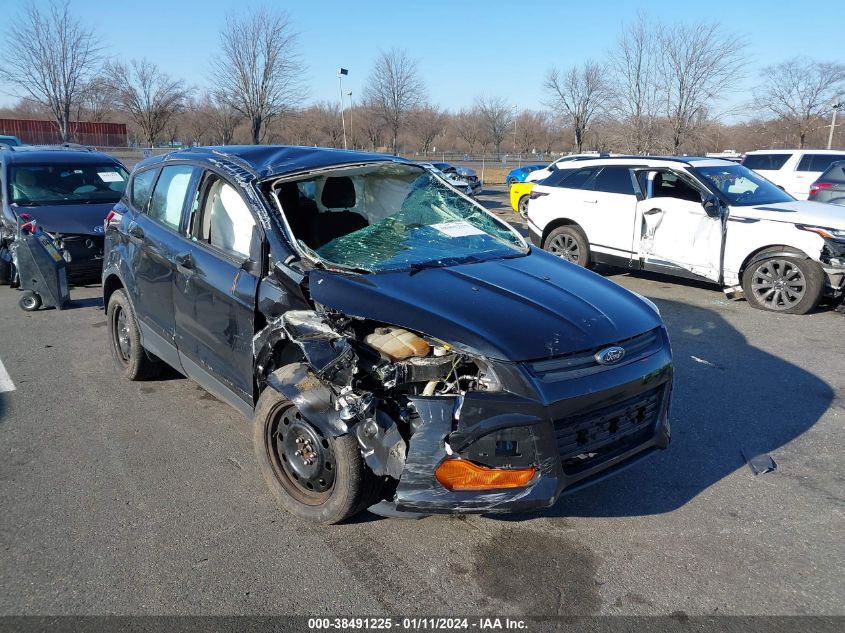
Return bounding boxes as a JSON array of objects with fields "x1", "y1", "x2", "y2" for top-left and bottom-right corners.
[{"x1": 741, "y1": 449, "x2": 777, "y2": 475}]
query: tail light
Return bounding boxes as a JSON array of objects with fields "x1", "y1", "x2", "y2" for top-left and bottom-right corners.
[
  {"x1": 105, "y1": 210, "x2": 122, "y2": 227},
  {"x1": 809, "y1": 182, "x2": 832, "y2": 196},
  {"x1": 529, "y1": 190, "x2": 549, "y2": 200}
]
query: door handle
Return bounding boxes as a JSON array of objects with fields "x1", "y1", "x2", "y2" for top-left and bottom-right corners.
[
  {"x1": 174, "y1": 252, "x2": 194, "y2": 272},
  {"x1": 643, "y1": 207, "x2": 662, "y2": 215},
  {"x1": 127, "y1": 222, "x2": 145, "y2": 240},
  {"x1": 583, "y1": 199, "x2": 598, "y2": 203}
]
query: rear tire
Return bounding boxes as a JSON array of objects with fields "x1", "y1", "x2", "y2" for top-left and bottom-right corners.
[
  {"x1": 106, "y1": 288, "x2": 162, "y2": 380},
  {"x1": 253, "y1": 383, "x2": 383, "y2": 524},
  {"x1": 741, "y1": 254, "x2": 823, "y2": 315},
  {"x1": 517, "y1": 195, "x2": 529, "y2": 219},
  {"x1": 543, "y1": 225, "x2": 591, "y2": 267}
]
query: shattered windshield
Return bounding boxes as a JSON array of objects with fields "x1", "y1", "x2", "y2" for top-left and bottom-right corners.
[
  {"x1": 273, "y1": 164, "x2": 526, "y2": 273},
  {"x1": 695, "y1": 164, "x2": 793, "y2": 206}
]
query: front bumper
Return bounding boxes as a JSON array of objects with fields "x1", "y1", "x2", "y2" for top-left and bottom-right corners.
[{"x1": 393, "y1": 333, "x2": 673, "y2": 514}]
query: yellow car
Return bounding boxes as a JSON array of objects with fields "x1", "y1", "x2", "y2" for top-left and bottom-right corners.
[{"x1": 509, "y1": 181, "x2": 534, "y2": 218}]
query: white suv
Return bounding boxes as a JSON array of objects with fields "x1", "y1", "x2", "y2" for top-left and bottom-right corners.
[
  {"x1": 742, "y1": 149, "x2": 845, "y2": 200},
  {"x1": 526, "y1": 156, "x2": 845, "y2": 314}
]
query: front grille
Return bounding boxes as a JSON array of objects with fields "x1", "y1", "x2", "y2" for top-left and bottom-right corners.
[
  {"x1": 555, "y1": 386, "x2": 664, "y2": 475},
  {"x1": 528, "y1": 327, "x2": 662, "y2": 381}
]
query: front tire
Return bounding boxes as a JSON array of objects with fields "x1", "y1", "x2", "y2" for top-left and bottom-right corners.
[
  {"x1": 106, "y1": 288, "x2": 162, "y2": 380},
  {"x1": 19, "y1": 291, "x2": 41, "y2": 311},
  {"x1": 253, "y1": 383, "x2": 382, "y2": 524},
  {"x1": 543, "y1": 225, "x2": 591, "y2": 267},
  {"x1": 741, "y1": 255, "x2": 823, "y2": 314}
]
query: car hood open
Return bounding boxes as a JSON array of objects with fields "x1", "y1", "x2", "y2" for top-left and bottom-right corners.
[
  {"x1": 13, "y1": 202, "x2": 114, "y2": 235},
  {"x1": 308, "y1": 249, "x2": 662, "y2": 362},
  {"x1": 738, "y1": 200, "x2": 845, "y2": 229}
]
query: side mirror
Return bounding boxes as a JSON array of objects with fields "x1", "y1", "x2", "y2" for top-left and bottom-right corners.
[{"x1": 702, "y1": 195, "x2": 722, "y2": 218}]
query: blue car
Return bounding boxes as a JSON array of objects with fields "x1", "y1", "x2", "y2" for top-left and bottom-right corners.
[{"x1": 505, "y1": 164, "x2": 547, "y2": 186}]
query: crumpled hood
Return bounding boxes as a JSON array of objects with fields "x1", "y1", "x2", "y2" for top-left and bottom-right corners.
[
  {"x1": 735, "y1": 200, "x2": 845, "y2": 229},
  {"x1": 13, "y1": 203, "x2": 113, "y2": 235},
  {"x1": 308, "y1": 249, "x2": 662, "y2": 362}
]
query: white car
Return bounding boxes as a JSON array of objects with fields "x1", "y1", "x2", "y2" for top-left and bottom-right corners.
[
  {"x1": 742, "y1": 149, "x2": 845, "y2": 200},
  {"x1": 419, "y1": 163, "x2": 477, "y2": 197},
  {"x1": 526, "y1": 156, "x2": 845, "y2": 314},
  {"x1": 525, "y1": 153, "x2": 614, "y2": 183}
]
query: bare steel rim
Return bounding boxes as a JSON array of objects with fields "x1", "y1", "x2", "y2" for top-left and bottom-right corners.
[
  {"x1": 548, "y1": 233, "x2": 581, "y2": 263},
  {"x1": 110, "y1": 304, "x2": 132, "y2": 365},
  {"x1": 750, "y1": 258, "x2": 806, "y2": 310},
  {"x1": 264, "y1": 403, "x2": 336, "y2": 505},
  {"x1": 518, "y1": 196, "x2": 529, "y2": 219}
]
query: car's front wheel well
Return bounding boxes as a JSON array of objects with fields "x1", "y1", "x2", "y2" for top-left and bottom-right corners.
[
  {"x1": 102, "y1": 274, "x2": 124, "y2": 309},
  {"x1": 541, "y1": 218, "x2": 584, "y2": 245},
  {"x1": 739, "y1": 245, "x2": 809, "y2": 277}
]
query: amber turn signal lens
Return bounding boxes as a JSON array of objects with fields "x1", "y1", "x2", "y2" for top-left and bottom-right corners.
[{"x1": 434, "y1": 458, "x2": 536, "y2": 491}]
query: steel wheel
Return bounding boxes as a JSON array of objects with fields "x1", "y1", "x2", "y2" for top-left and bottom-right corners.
[
  {"x1": 265, "y1": 404, "x2": 336, "y2": 505},
  {"x1": 518, "y1": 195, "x2": 529, "y2": 219},
  {"x1": 111, "y1": 304, "x2": 132, "y2": 364},
  {"x1": 748, "y1": 258, "x2": 806, "y2": 311},
  {"x1": 548, "y1": 233, "x2": 581, "y2": 263}
]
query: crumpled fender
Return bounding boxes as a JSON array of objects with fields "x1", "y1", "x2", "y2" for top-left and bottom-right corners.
[{"x1": 265, "y1": 362, "x2": 349, "y2": 437}]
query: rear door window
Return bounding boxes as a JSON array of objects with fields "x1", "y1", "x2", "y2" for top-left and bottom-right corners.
[
  {"x1": 130, "y1": 168, "x2": 158, "y2": 211},
  {"x1": 798, "y1": 154, "x2": 845, "y2": 172},
  {"x1": 592, "y1": 166, "x2": 636, "y2": 195},
  {"x1": 548, "y1": 167, "x2": 598, "y2": 189},
  {"x1": 147, "y1": 165, "x2": 195, "y2": 231},
  {"x1": 742, "y1": 154, "x2": 790, "y2": 170}
]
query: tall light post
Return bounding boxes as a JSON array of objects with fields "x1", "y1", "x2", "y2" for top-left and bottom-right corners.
[
  {"x1": 827, "y1": 99, "x2": 842, "y2": 150},
  {"x1": 346, "y1": 90, "x2": 353, "y2": 149},
  {"x1": 337, "y1": 67, "x2": 348, "y2": 149}
]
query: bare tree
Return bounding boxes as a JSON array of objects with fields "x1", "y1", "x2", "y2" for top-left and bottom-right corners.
[
  {"x1": 612, "y1": 13, "x2": 660, "y2": 153},
  {"x1": 78, "y1": 75, "x2": 118, "y2": 123},
  {"x1": 0, "y1": 1, "x2": 100, "y2": 141},
  {"x1": 309, "y1": 102, "x2": 345, "y2": 148},
  {"x1": 209, "y1": 92, "x2": 242, "y2": 145},
  {"x1": 453, "y1": 108, "x2": 483, "y2": 155},
  {"x1": 544, "y1": 62, "x2": 607, "y2": 152},
  {"x1": 359, "y1": 103, "x2": 386, "y2": 151},
  {"x1": 513, "y1": 110, "x2": 551, "y2": 155},
  {"x1": 183, "y1": 95, "x2": 215, "y2": 146},
  {"x1": 476, "y1": 96, "x2": 513, "y2": 157},
  {"x1": 410, "y1": 105, "x2": 447, "y2": 155},
  {"x1": 363, "y1": 48, "x2": 425, "y2": 154},
  {"x1": 658, "y1": 21, "x2": 745, "y2": 153},
  {"x1": 754, "y1": 58, "x2": 845, "y2": 148},
  {"x1": 212, "y1": 8, "x2": 305, "y2": 144},
  {"x1": 107, "y1": 59, "x2": 190, "y2": 147}
]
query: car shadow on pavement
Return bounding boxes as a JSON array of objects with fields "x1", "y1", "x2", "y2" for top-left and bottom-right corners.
[
  {"x1": 66, "y1": 297, "x2": 103, "y2": 310},
  {"x1": 509, "y1": 296, "x2": 834, "y2": 519}
]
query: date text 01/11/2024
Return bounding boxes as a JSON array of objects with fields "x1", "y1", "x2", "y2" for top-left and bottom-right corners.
[{"x1": 307, "y1": 617, "x2": 529, "y2": 630}]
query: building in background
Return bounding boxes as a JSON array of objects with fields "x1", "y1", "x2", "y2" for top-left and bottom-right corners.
[{"x1": 0, "y1": 118, "x2": 127, "y2": 147}]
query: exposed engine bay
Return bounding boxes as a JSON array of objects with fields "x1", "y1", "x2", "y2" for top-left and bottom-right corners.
[{"x1": 260, "y1": 309, "x2": 501, "y2": 485}]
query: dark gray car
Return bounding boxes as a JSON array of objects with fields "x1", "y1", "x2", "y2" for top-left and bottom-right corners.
[{"x1": 808, "y1": 161, "x2": 845, "y2": 206}]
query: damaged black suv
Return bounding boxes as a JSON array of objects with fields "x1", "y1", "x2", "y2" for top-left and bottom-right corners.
[{"x1": 102, "y1": 146, "x2": 673, "y2": 524}]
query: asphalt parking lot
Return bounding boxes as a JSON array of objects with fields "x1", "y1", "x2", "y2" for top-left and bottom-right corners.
[{"x1": 0, "y1": 185, "x2": 843, "y2": 617}]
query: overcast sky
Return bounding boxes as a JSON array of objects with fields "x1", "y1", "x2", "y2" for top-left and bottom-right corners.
[{"x1": 2, "y1": 0, "x2": 844, "y2": 118}]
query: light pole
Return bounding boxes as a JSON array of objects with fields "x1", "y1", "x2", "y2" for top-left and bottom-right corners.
[
  {"x1": 827, "y1": 99, "x2": 842, "y2": 150},
  {"x1": 337, "y1": 67, "x2": 348, "y2": 149},
  {"x1": 346, "y1": 90, "x2": 353, "y2": 149}
]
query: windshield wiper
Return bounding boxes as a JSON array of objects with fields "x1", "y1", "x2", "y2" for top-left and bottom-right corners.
[{"x1": 408, "y1": 254, "x2": 484, "y2": 276}]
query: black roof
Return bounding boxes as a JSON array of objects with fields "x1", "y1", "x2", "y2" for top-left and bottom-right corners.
[
  {"x1": 138, "y1": 145, "x2": 411, "y2": 179},
  {"x1": 0, "y1": 144, "x2": 122, "y2": 166}
]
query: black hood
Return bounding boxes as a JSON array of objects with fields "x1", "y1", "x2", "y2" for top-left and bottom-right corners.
[
  {"x1": 14, "y1": 202, "x2": 113, "y2": 235},
  {"x1": 308, "y1": 249, "x2": 662, "y2": 362}
]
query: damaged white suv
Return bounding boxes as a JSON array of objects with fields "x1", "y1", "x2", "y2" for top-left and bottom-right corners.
[{"x1": 527, "y1": 156, "x2": 845, "y2": 314}]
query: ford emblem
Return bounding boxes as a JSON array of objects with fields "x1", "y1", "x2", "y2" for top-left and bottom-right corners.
[
  {"x1": 595, "y1": 346, "x2": 626, "y2": 365},
  {"x1": 93, "y1": 225, "x2": 104, "y2": 233}
]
